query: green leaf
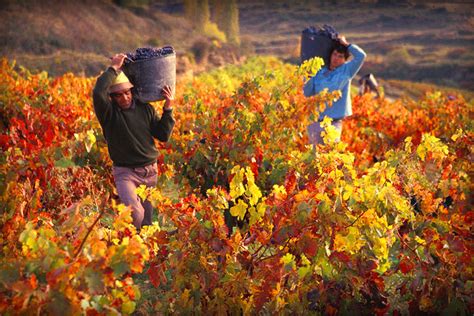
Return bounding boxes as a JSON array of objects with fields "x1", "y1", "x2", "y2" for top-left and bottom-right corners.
[
  {"x1": 85, "y1": 268, "x2": 105, "y2": 293},
  {"x1": 0, "y1": 263, "x2": 20, "y2": 285},
  {"x1": 442, "y1": 298, "x2": 467, "y2": 316},
  {"x1": 112, "y1": 261, "x2": 129, "y2": 277},
  {"x1": 54, "y1": 157, "x2": 76, "y2": 168},
  {"x1": 122, "y1": 301, "x2": 136, "y2": 315}
]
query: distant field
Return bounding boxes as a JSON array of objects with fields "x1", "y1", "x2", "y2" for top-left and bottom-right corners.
[
  {"x1": 1, "y1": 1, "x2": 472, "y2": 93},
  {"x1": 238, "y1": 1, "x2": 474, "y2": 90}
]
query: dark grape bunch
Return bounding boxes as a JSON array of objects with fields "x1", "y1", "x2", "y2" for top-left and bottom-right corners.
[
  {"x1": 124, "y1": 46, "x2": 175, "y2": 64},
  {"x1": 302, "y1": 24, "x2": 338, "y2": 40}
]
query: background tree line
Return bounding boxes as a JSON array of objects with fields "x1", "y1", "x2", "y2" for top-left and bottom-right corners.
[
  {"x1": 113, "y1": 0, "x2": 240, "y2": 45},
  {"x1": 185, "y1": 0, "x2": 240, "y2": 45}
]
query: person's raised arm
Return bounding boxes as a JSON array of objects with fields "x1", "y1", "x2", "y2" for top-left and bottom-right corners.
[
  {"x1": 338, "y1": 35, "x2": 366, "y2": 78},
  {"x1": 151, "y1": 85, "x2": 175, "y2": 141},
  {"x1": 92, "y1": 54, "x2": 127, "y2": 123}
]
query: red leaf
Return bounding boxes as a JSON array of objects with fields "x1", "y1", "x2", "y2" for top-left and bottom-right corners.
[
  {"x1": 330, "y1": 251, "x2": 351, "y2": 263},
  {"x1": 147, "y1": 263, "x2": 166, "y2": 288},
  {"x1": 399, "y1": 258, "x2": 415, "y2": 274},
  {"x1": 302, "y1": 237, "x2": 318, "y2": 258},
  {"x1": 284, "y1": 170, "x2": 297, "y2": 193},
  {"x1": 447, "y1": 235, "x2": 466, "y2": 253},
  {"x1": 0, "y1": 134, "x2": 10, "y2": 149}
]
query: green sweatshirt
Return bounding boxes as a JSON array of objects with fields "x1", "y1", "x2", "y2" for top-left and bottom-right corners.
[{"x1": 92, "y1": 67, "x2": 175, "y2": 167}]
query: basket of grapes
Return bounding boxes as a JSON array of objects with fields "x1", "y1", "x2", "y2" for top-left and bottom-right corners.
[{"x1": 122, "y1": 46, "x2": 176, "y2": 102}]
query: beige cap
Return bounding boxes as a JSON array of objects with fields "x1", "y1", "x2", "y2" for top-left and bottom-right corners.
[{"x1": 109, "y1": 72, "x2": 134, "y2": 93}]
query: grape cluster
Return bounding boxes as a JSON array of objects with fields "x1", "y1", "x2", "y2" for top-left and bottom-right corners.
[
  {"x1": 124, "y1": 46, "x2": 175, "y2": 64},
  {"x1": 302, "y1": 24, "x2": 338, "y2": 40}
]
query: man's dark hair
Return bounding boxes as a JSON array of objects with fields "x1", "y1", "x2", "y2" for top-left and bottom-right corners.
[{"x1": 332, "y1": 42, "x2": 350, "y2": 59}]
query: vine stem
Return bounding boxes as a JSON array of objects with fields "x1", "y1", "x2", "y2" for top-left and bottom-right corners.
[
  {"x1": 74, "y1": 175, "x2": 107, "y2": 259},
  {"x1": 396, "y1": 230, "x2": 422, "y2": 262},
  {"x1": 74, "y1": 207, "x2": 106, "y2": 259},
  {"x1": 344, "y1": 207, "x2": 368, "y2": 229}
]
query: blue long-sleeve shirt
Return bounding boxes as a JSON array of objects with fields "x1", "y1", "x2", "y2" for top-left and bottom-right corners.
[{"x1": 303, "y1": 44, "x2": 366, "y2": 120}]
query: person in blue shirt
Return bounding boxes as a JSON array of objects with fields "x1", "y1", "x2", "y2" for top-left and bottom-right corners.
[{"x1": 303, "y1": 35, "x2": 366, "y2": 146}]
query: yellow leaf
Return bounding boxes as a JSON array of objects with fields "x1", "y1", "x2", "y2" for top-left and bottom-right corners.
[
  {"x1": 280, "y1": 99, "x2": 290, "y2": 110},
  {"x1": 416, "y1": 144, "x2": 427, "y2": 161},
  {"x1": 372, "y1": 237, "x2": 389, "y2": 262},
  {"x1": 451, "y1": 128, "x2": 463, "y2": 141},
  {"x1": 298, "y1": 265, "x2": 311, "y2": 279},
  {"x1": 334, "y1": 227, "x2": 365, "y2": 254},
  {"x1": 230, "y1": 166, "x2": 246, "y2": 200},
  {"x1": 85, "y1": 129, "x2": 96, "y2": 153},
  {"x1": 248, "y1": 201, "x2": 266, "y2": 226},
  {"x1": 248, "y1": 207, "x2": 257, "y2": 225},
  {"x1": 272, "y1": 185, "x2": 287, "y2": 199},
  {"x1": 281, "y1": 253, "x2": 296, "y2": 271},
  {"x1": 281, "y1": 253, "x2": 295, "y2": 265},
  {"x1": 135, "y1": 185, "x2": 147, "y2": 201},
  {"x1": 230, "y1": 199, "x2": 248, "y2": 220},
  {"x1": 343, "y1": 185, "x2": 353, "y2": 201},
  {"x1": 181, "y1": 288, "x2": 191, "y2": 303},
  {"x1": 415, "y1": 236, "x2": 426, "y2": 245},
  {"x1": 404, "y1": 137, "x2": 413, "y2": 152},
  {"x1": 246, "y1": 182, "x2": 262, "y2": 206}
]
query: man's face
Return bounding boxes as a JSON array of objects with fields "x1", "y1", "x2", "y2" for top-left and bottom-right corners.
[
  {"x1": 329, "y1": 50, "x2": 346, "y2": 70},
  {"x1": 111, "y1": 89, "x2": 133, "y2": 109}
]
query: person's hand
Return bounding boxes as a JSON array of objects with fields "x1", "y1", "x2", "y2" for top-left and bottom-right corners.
[
  {"x1": 110, "y1": 53, "x2": 127, "y2": 71},
  {"x1": 161, "y1": 85, "x2": 174, "y2": 110},
  {"x1": 337, "y1": 35, "x2": 349, "y2": 47}
]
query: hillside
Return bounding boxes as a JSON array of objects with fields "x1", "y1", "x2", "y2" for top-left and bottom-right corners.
[
  {"x1": 1, "y1": 0, "x2": 473, "y2": 93},
  {"x1": 0, "y1": 0, "x2": 229, "y2": 77}
]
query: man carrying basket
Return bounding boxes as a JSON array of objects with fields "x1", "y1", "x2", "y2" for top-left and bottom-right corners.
[{"x1": 93, "y1": 53, "x2": 175, "y2": 230}]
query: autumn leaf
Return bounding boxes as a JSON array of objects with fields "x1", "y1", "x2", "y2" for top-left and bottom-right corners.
[{"x1": 230, "y1": 199, "x2": 248, "y2": 221}]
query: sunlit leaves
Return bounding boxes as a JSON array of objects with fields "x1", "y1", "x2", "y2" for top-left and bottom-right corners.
[
  {"x1": 298, "y1": 56, "x2": 324, "y2": 80},
  {"x1": 136, "y1": 185, "x2": 172, "y2": 208},
  {"x1": 229, "y1": 166, "x2": 246, "y2": 199},
  {"x1": 271, "y1": 184, "x2": 287, "y2": 200},
  {"x1": 229, "y1": 199, "x2": 248, "y2": 220},
  {"x1": 228, "y1": 166, "x2": 265, "y2": 223},
  {"x1": 74, "y1": 129, "x2": 97, "y2": 153},
  {"x1": 416, "y1": 134, "x2": 449, "y2": 161},
  {"x1": 334, "y1": 226, "x2": 365, "y2": 254},
  {"x1": 1, "y1": 56, "x2": 472, "y2": 314},
  {"x1": 280, "y1": 253, "x2": 296, "y2": 271}
]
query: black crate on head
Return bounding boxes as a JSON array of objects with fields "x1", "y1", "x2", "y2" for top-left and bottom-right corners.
[
  {"x1": 122, "y1": 47, "x2": 176, "y2": 103},
  {"x1": 300, "y1": 26, "x2": 336, "y2": 67}
]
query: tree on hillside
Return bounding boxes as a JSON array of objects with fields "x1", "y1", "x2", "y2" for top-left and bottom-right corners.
[
  {"x1": 210, "y1": 0, "x2": 225, "y2": 29},
  {"x1": 184, "y1": 0, "x2": 197, "y2": 21},
  {"x1": 185, "y1": 0, "x2": 227, "y2": 42},
  {"x1": 184, "y1": 0, "x2": 211, "y2": 32},
  {"x1": 196, "y1": 0, "x2": 211, "y2": 32},
  {"x1": 221, "y1": 0, "x2": 240, "y2": 45}
]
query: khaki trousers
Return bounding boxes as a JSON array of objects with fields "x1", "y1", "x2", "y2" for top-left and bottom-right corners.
[{"x1": 112, "y1": 162, "x2": 158, "y2": 230}]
